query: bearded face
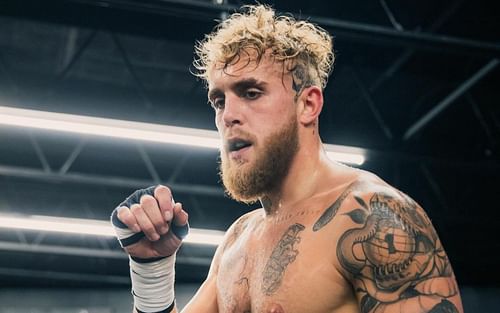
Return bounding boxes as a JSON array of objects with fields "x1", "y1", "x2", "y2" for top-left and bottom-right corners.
[{"x1": 219, "y1": 115, "x2": 299, "y2": 203}]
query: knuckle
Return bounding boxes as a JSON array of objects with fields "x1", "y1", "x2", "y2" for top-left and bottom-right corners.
[
  {"x1": 143, "y1": 225, "x2": 155, "y2": 234},
  {"x1": 140, "y1": 195, "x2": 156, "y2": 207},
  {"x1": 117, "y1": 208, "x2": 131, "y2": 223},
  {"x1": 129, "y1": 203, "x2": 142, "y2": 214},
  {"x1": 153, "y1": 219, "x2": 164, "y2": 229},
  {"x1": 155, "y1": 185, "x2": 172, "y2": 197}
]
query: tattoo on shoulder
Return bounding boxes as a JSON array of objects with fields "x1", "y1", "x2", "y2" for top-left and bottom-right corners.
[
  {"x1": 262, "y1": 223, "x2": 305, "y2": 295},
  {"x1": 313, "y1": 180, "x2": 364, "y2": 231},
  {"x1": 336, "y1": 192, "x2": 460, "y2": 312}
]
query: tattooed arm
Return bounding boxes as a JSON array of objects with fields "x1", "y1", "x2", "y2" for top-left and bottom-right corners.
[{"x1": 321, "y1": 186, "x2": 463, "y2": 313}]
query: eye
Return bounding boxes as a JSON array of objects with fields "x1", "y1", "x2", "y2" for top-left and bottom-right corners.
[
  {"x1": 243, "y1": 89, "x2": 262, "y2": 100},
  {"x1": 210, "y1": 97, "x2": 225, "y2": 110}
]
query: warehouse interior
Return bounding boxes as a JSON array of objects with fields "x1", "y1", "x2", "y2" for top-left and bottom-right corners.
[{"x1": 0, "y1": 0, "x2": 499, "y2": 312}]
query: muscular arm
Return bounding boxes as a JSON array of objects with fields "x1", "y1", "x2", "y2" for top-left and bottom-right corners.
[{"x1": 335, "y1": 189, "x2": 463, "y2": 313}]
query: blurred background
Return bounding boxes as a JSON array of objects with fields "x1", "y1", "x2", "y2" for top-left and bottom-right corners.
[{"x1": 0, "y1": 0, "x2": 498, "y2": 312}]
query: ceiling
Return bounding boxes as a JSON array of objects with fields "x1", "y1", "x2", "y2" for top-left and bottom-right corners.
[{"x1": 0, "y1": 0, "x2": 499, "y2": 288}]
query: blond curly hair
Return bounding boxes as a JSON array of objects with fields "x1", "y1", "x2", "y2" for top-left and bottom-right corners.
[{"x1": 193, "y1": 4, "x2": 335, "y2": 89}]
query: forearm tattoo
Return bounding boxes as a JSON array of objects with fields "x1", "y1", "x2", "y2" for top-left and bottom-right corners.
[
  {"x1": 315, "y1": 190, "x2": 460, "y2": 313},
  {"x1": 262, "y1": 223, "x2": 305, "y2": 295}
]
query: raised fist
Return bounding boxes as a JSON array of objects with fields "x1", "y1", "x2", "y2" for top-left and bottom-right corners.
[{"x1": 111, "y1": 185, "x2": 189, "y2": 261}]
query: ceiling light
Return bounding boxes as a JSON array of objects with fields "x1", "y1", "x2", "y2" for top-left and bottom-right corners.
[
  {"x1": 0, "y1": 214, "x2": 225, "y2": 246},
  {"x1": 0, "y1": 105, "x2": 365, "y2": 165}
]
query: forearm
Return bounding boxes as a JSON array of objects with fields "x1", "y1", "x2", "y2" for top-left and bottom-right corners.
[
  {"x1": 110, "y1": 186, "x2": 190, "y2": 313},
  {"x1": 129, "y1": 255, "x2": 177, "y2": 313}
]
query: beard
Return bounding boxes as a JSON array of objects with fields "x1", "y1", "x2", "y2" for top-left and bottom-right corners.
[{"x1": 219, "y1": 115, "x2": 299, "y2": 204}]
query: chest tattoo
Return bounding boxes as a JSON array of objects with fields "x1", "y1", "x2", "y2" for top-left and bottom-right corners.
[{"x1": 262, "y1": 223, "x2": 305, "y2": 295}]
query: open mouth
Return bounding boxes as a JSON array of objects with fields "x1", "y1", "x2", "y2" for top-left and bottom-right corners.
[{"x1": 227, "y1": 139, "x2": 252, "y2": 152}]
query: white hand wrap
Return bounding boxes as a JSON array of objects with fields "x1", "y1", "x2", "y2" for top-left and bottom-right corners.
[{"x1": 130, "y1": 255, "x2": 175, "y2": 313}]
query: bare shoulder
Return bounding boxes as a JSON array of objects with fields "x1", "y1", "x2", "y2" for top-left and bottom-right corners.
[
  {"x1": 221, "y1": 209, "x2": 263, "y2": 250},
  {"x1": 313, "y1": 172, "x2": 464, "y2": 312},
  {"x1": 213, "y1": 209, "x2": 263, "y2": 266}
]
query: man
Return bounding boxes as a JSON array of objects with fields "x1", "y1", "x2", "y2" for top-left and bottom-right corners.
[{"x1": 111, "y1": 5, "x2": 463, "y2": 313}]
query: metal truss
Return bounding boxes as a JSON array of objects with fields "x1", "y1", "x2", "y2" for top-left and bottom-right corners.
[
  {"x1": 66, "y1": 0, "x2": 500, "y2": 57},
  {"x1": 0, "y1": 0, "x2": 498, "y2": 286},
  {"x1": 404, "y1": 59, "x2": 499, "y2": 140},
  {"x1": 346, "y1": 0, "x2": 498, "y2": 145},
  {"x1": 0, "y1": 164, "x2": 223, "y2": 196}
]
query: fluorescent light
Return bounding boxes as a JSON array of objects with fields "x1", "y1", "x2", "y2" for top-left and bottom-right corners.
[
  {"x1": 0, "y1": 215, "x2": 115, "y2": 237},
  {"x1": 0, "y1": 214, "x2": 224, "y2": 246},
  {"x1": 324, "y1": 144, "x2": 366, "y2": 166},
  {"x1": 0, "y1": 105, "x2": 365, "y2": 165},
  {"x1": 326, "y1": 151, "x2": 364, "y2": 166},
  {"x1": 0, "y1": 106, "x2": 220, "y2": 149},
  {"x1": 184, "y1": 229, "x2": 225, "y2": 246}
]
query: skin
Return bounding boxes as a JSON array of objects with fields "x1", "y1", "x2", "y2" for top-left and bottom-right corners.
[{"x1": 117, "y1": 52, "x2": 463, "y2": 313}]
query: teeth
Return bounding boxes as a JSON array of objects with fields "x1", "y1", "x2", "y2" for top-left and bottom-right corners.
[{"x1": 234, "y1": 142, "x2": 246, "y2": 149}]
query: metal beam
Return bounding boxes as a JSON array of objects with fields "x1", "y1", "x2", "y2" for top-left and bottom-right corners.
[
  {"x1": 420, "y1": 164, "x2": 449, "y2": 212},
  {"x1": 366, "y1": 0, "x2": 464, "y2": 93},
  {"x1": 168, "y1": 154, "x2": 190, "y2": 184},
  {"x1": 0, "y1": 50, "x2": 19, "y2": 95},
  {"x1": 403, "y1": 59, "x2": 499, "y2": 140},
  {"x1": 59, "y1": 138, "x2": 87, "y2": 174},
  {"x1": 60, "y1": 27, "x2": 79, "y2": 71},
  {"x1": 111, "y1": 32, "x2": 153, "y2": 110},
  {"x1": 136, "y1": 143, "x2": 162, "y2": 184},
  {"x1": 379, "y1": 0, "x2": 403, "y2": 31},
  {"x1": 350, "y1": 67, "x2": 393, "y2": 140},
  {"x1": 0, "y1": 266, "x2": 131, "y2": 285},
  {"x1": 467, "y1": 94, "x2": 496, "y2": 147},
  {"x1": 0, "y1": 240, "x2": 126, "y2": 259},
  {"x1": 41, "y1": 29, "x2": 98, "y2": 103},
  {"x1": 0, "y1": 240, "x2": 212, "y2": 266},
  {"x1": 28, "y1": 131, "x2": 52, "y2": 173},
  {"x1": 67, "y1": 0, "x2": 500, "y2": 58},
  {"x1": 0, "y1": 164, "x2": 224, "y2": 197}
]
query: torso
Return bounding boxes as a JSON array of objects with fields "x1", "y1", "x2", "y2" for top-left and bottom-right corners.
[
  {"x1": 215, "y1": 176, "x2": 372, "y2": 313},
  {"x1": 209, "y1": 166, "x2": 463, "y2": 313}
]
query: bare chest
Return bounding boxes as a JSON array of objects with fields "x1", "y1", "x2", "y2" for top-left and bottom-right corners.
[{"x1": 216, "y1": 221, "x2": 356, "y2": 313}]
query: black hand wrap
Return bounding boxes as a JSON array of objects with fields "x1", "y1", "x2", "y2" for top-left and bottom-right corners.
[{"x1": 110, "y1": 186, "x2": 190, "y2": 248}]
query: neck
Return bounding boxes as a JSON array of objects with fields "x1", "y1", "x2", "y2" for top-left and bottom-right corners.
[{"x1": 259, "y1": 138, "x2": 330, "y2": 216}]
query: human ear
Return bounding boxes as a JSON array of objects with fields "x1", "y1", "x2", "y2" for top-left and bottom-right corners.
[{"x1": 298, "y1": 86, "x2": 323, "y2": 126}]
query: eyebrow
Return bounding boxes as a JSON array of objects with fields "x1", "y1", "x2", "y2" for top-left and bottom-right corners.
[{"x1": 208, "y1": 78, "x2": 267, "y2": 101}]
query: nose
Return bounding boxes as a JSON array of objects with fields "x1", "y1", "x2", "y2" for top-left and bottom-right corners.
[{"x1": 221, "y1": 94, "x2": 242, "y2": 128}]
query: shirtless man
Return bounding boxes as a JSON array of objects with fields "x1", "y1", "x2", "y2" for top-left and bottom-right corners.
[{"x1": 111, "y1": 5, "x2": 463, "y2": 313}]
